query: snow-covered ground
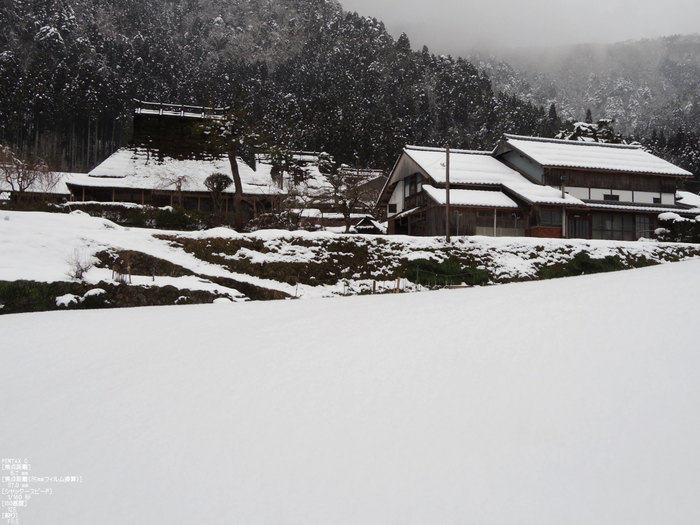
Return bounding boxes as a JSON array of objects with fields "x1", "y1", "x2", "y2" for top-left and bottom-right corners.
[
  {"x1": 2, "y1": 209, "x2": 700, "y2": 306},
  {"x1": 2, "y1": 259, "x2": 700, "y2": 524}
]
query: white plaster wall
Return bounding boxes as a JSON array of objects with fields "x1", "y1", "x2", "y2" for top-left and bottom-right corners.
[
  {"x1": 611, "y1": 190, "x2": 633, "y2": 202},
  {"x1": 590, "y1": 188, "x2": 610, "y2": 200},
  {"x1": 567, "y1": 187, "x2": 589, "y2": 200},
  {"x1": 388, "y1": 180, "x2": 404, "y2": 215},
  {"x1": 634, "y1": 191, "x2": 658, "y2": 204},
  {"x1": 662, "y1": 193, "x2": 675, "y2": 205}
]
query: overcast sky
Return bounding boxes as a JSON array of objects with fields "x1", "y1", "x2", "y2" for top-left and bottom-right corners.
[{"x1": 339, "y1": 0, "x2": 700, "y2": 54}]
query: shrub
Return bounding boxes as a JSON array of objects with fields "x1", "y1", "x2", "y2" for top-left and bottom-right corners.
[
  {"x1": 538, "y1": 251, "x2": 625, "y2": 279},
  {"x1": 405, "y1": 257, "x2": 489, "y2": 287},
  {"x1": 155, "y1": 206, "x2": 203, "y2": 230}
]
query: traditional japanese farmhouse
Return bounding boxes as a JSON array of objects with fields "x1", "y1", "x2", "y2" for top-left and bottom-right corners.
[
  {"x1": 65, "y1": 102, "x2": 331, "y2": 220},
  {"x1": 378, "y1": 135, "x2": 696, "y2": 240},
  {"x1": 64, "y1": 101, "x2": 386, "y2": 226}
]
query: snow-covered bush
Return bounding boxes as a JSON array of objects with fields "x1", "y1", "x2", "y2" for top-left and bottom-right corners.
[{"x1": 657, "y1": 213, "x2": 700, "y2": 243}]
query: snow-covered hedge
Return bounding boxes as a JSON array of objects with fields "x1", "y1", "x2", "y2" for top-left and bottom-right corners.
[{"x1": 657, "y1": 212, "x2": 700, "y2": 243}]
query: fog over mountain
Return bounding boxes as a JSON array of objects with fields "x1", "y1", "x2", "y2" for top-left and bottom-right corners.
[{"x1": 340, "y1": 0, "x2": 700, "y2": 55}]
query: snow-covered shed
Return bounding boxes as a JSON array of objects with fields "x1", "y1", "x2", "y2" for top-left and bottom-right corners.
[{"x1": 379, "y1": 136, "x2": 696, "y2": 240}]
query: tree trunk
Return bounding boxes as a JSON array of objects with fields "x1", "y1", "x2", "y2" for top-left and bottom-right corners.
[{"x1": 227, "y1": 146, "x2": 244, "y2": 229}]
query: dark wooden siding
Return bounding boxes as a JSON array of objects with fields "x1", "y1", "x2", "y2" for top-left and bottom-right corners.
[
  {"x1": 132, "y1": 113, "x2": 222, "y2": 160},
  {"x1": 545, "y1": 168, "x2": 676, "y2": 193}
]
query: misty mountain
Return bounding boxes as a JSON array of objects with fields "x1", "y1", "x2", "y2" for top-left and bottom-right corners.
[{"x1": 471, "y1": 35, "x2": 700, "y2": 138}]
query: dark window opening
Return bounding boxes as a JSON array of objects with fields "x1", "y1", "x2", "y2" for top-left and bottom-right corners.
[
  {"x1": 635, "y1": 215, "x2": 651, "y2": 238},
  {"x1": 603, "y1": 194, "x2": 620, "y2": 202},
  {"x1": 404, "y1": 173, "x2": 423, "y2": 198},
  {"x1": 540, "y1": 208, "x2": 563, "y2": 227},
  {"x1": 592, "y1": 213, "x2": 634, "y2": 241},
  {"x1": 388, "y1": 203, "x2": 397, "y2": 214},
  {"x1": 569, "y1": 219, "x2": 590, "y2": 239},
  {"x1": 653, "y1": 197, "x2": 661, "y2": 204}
]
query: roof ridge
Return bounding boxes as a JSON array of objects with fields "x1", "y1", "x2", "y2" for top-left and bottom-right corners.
[
  {"x1": 504, "y1": 134, "x2": 641, "y2": 150},
  {"x1": 404, "y1": 145, "x2": 491, "y2": 155}
]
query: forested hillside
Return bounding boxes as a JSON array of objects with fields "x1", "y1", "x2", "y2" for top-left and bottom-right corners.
[{"x1": 0, "y1": 0, "x2": 553, "y2": 172}]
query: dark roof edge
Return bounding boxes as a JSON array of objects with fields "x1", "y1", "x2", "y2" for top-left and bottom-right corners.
[{"x1": 404, "y1": 145, "x2": 491, "y2": 155}]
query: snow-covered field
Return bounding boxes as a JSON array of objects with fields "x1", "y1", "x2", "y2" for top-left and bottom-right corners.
[{"x1": 2, "y1": 258, "x2": 700, "y2": 524}]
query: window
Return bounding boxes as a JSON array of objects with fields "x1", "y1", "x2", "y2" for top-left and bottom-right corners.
[
  {"x1": 404, "y1": 173, "x2": 423, "y2": 197},
  {"x1": 635, "y1": 214, "x2": 650, "y2": 238},
  {"x1": 603, "y1": 194, "x2": 620, "y2": 202},
  {"x1": 569, "y1": 219, "x2": 590, "y2": 239},
  {"x1": 388, "y1": 203, "x2": 397, "y2": 214},
  {"x1": 592, "y1": 213, "x2": 634, "y2": 240},
  {"x1": 653, "y1": 197, "x2": 661, "y2": 204},
  {"x1": 540, "y1": 208, "x2": 563, "y2": 227},
  {"x1": 404, "y1": 173, "x2": 425, "y2": 209}
]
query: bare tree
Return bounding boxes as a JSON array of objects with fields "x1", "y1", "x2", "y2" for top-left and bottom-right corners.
[
  {"x1": 0, "y1": 144, "x2": 51, "y2": 203},
  {"x1": 66, "y1": 249, "x2": 94, "y2": 281},
  {"x1": 281, "y1": 179, "x2": 321, "y2": 229},
  {"x1": 157, "y1": 173, "x2": 192, "y2": 206},
  {"x1": 323, "y1": 165, "x2": 378, "y2": 233},
  {"x1": 35, "y1": 170, "x2": 62, "y2": 201}
]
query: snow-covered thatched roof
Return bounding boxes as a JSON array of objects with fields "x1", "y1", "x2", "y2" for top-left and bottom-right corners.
[{"x1": 68, "y1": 148, "x2": 331, "y2": 197}]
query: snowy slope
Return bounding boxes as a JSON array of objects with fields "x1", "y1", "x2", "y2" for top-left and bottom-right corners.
[
  {"x1": 2, "y1": 260, "x2": 700, "y2": 524},
  {"x1": 3, "y1": 210, "x2": 700, "y2": 309}
]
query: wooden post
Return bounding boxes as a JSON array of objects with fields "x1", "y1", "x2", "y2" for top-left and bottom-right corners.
[
  {"x1": 445, "y1": 145, "x2": 451, "y2": 242},
  {"x1": 141, "y1": 190, "x2": 145, "y2": 206},
  {"x1": 493, "y1": 208, "x2": 497, "y2": 237},
  {"x1": 561, "y1": 175, "x2": 567, "y2": 238},
  {"x1": 112, "y1": 188, "x2": 115, "y2": 202}
]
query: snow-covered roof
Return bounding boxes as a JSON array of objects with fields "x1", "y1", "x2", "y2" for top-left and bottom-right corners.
[
  {"x1": 584, "y1": 202, "x2": 696, "y2": 214},
  {"x1": 676, "y1": 190, "x2": 700, "y2": 209},
  {"x1": 69, "y1": 148, "x2": 331, "y2": 197},
  {"x1": 422, "y1": 185, "x2": 519, "y2": 208},
  {"x1": 403, "y1": 146, "x2": 584, "y2": 206},
  {"x1": 133, "y1": 100, "x2": 227, "y2": 120},
  {"x1": 0, "y1": 172, "x2": 75, "y2": 195},
  {"x1": 503, "y1": 135, "x2": 693, "y2": 177}
]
